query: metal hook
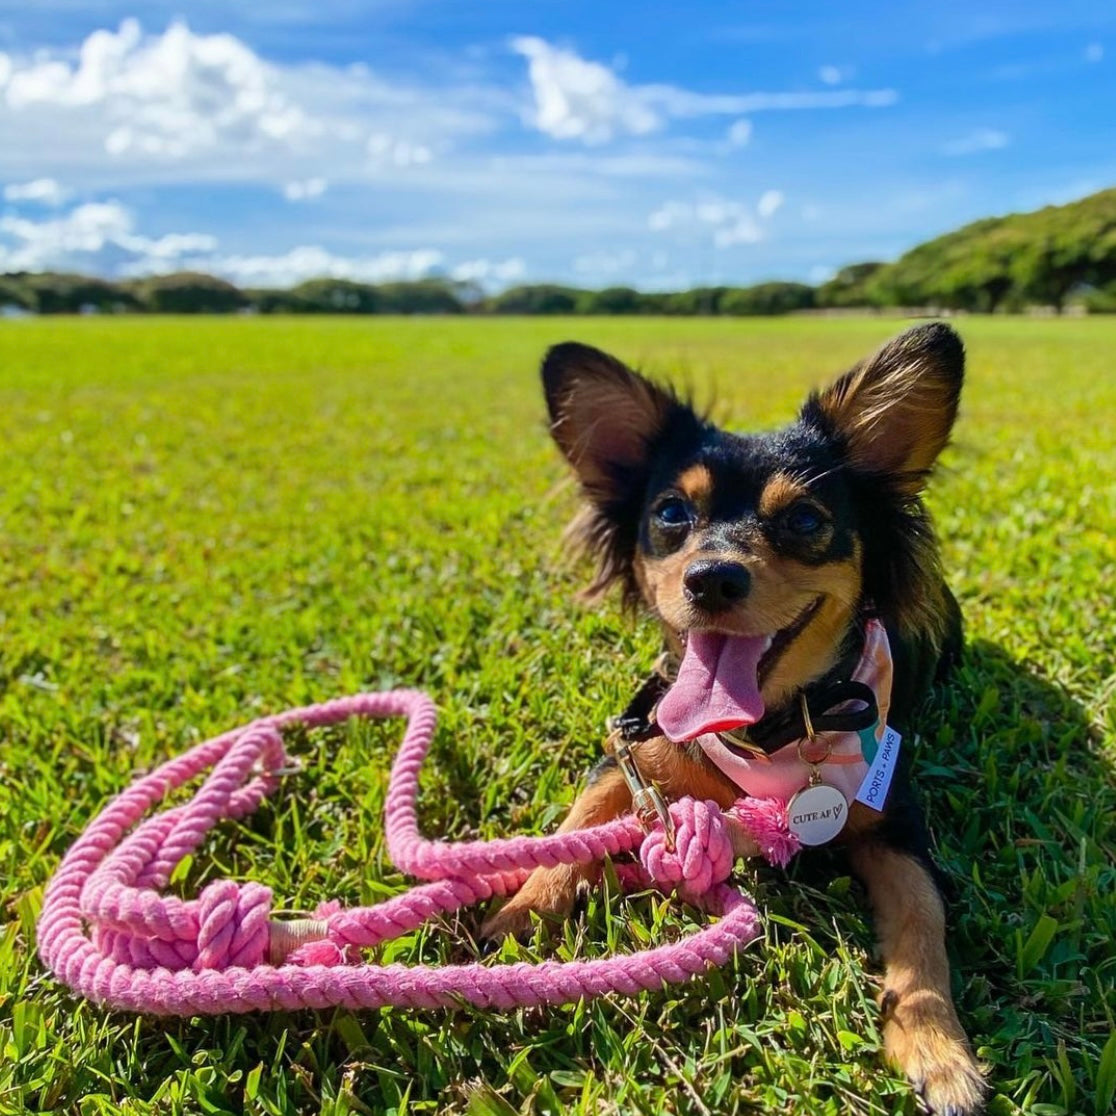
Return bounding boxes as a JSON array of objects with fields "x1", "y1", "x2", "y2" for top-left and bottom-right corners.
[{"x1": 609, "y1": 730, "x2": 675, "y2": 850}]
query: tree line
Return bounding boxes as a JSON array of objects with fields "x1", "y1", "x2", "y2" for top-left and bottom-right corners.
[{"x1": 3, "y1": 187, "x2": 1114, "y2": 316}]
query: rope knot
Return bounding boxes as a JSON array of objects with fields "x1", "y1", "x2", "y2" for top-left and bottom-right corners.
[
  {"x1": 193, "y1": 880, "x2": 272, "y2": 970},
  {"x1": 639, "y1": 797, "x2": 734, "y2": 904}
]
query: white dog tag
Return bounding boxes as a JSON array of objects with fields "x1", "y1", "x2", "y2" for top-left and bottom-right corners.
[{"x1": 787, "y1": 782, "x2": 848, "y2": 846}]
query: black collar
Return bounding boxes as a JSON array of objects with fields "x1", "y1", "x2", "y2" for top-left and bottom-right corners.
[{"x1": 611, "y1": 621, "x2": 878, "y2": 755}]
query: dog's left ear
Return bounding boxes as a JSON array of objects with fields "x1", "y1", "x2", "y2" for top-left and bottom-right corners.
[
  {"x1": 805, "y1": 322, "x2": 964, "y2": 494},
  {"x1": 542, "y1": 341, "x2": 694, "y2": 503}
]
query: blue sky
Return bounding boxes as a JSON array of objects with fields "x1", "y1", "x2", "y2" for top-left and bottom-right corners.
[{"x1": 0, "y1": 1, "x2": 1113, "y2": 290}]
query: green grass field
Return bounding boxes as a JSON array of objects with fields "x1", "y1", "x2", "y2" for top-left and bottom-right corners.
[{"x1": 1, "y1": 316, "x2": 1113, "y2": 1116}]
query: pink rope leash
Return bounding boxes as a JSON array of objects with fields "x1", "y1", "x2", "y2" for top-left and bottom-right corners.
[{"x1": 37, "y1": 690, "x2": 799, "y2": 1015}]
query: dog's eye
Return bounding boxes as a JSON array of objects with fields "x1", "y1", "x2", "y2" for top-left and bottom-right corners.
[
  {"x1": 784, "y1": 503, "x2": 825, "y2": 535},
  {"x1": 654, "y1": 497, "x2": 693, "y2": 529}
]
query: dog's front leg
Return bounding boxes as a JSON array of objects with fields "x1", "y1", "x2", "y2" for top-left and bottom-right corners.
[
  {"x1": 479, "y1": 760, "x2": 632, "y2": 940},
  {"x1": 481, "y1": 738, "x2": 737, "y2": 940},
  {"x1": 850, "y1": 842, "x2": 987, "y2": 1115}
]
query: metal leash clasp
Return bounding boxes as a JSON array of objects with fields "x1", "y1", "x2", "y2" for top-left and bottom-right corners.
[{"x1": 607, "y1": 726, "x2": 675, "y2": 850}]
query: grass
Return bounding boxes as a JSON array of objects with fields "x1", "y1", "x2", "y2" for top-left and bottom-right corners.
[{"x1": 0, "y1": 314, "x2": 1113, "y2": 1116}]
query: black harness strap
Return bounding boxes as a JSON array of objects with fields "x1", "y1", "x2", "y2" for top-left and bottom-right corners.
[
  {"x1": 612, "y1": 668, "x2": 878, "y2": 754},
  {"x1": 743, "y1": 679, "x2": 878, "y2": 752},
  {"x1": 609, "y1": 672, "x2": 670, "y2": 743}
]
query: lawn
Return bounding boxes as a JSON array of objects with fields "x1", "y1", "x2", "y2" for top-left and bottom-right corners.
[{"x1": 0, "y1": 315, "x2": 1113, "y2": 1116}]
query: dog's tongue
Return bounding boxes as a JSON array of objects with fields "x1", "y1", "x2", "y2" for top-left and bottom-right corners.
[{"x1": 656, "y1": 632, "x2": 768, "y2": 742}]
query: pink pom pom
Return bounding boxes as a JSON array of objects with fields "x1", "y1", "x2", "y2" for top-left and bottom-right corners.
[{"x1": 728, "y1": 797, "x2": 800, "y2": 868}]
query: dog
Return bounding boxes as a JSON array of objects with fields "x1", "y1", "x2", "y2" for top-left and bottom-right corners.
[{"x1": 481, "y1": 322, "x2": 985, "y2": 1114}]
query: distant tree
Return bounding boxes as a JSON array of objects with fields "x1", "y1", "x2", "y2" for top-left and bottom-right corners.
[
  {"x1": 243, "y1": 288, "x2": 316, "y2": 313},
  {"x1": 0, "y1": 275, "x2": 34, "y2": 312},
  {"x1": 449, "y1": 278, "x2": 486, "y2": 310},
  {"x1": 132, "y1": 272, "x2": 247, "y2": 313},
  {"x1": 377, "y1": 279, "x2": 464, "y2": 314},
  {"x1": 577, "y1": 286, "x2": 647, "y2": 314},
  {"x1": 5, "y1": 185, "x2": 1116, "y2": 318},
  {"x1": 870, "y1": 218, "x2": 1010, "y2": 310},
  {"x1": 816, "y1": 263, "x2": 885, "y2": 308},
  {"x1": 485, "y1": 284, "x2": 584, "y2": 314},
  {"x1": 1008, "y1": 191, "x2": 1116, "y2": 311},
  {"x1": 288, "y1": 279, "x2": 383, "y2": 313},
  {"x1": 15, "y1": 272, "x2": 140, "y2": 314},
  {"x1": 720, "y1": 282, "x2": 815, "y2": 316},
  {"x1": 660, "y1": 287, "x2": 730, "y2": 315},
  {"x1": 637, "y1": 291, "x2": 672, "y2": 314},
  {"x1": 1083, "y1": 282, "x2": 1116, "y2": 314},
  {"x1": 942, "y1": 228, "x2": 1020, "y2": 312},
  {"x1": 871, "y1": 188, "x2": 1116, "y2": 312}
]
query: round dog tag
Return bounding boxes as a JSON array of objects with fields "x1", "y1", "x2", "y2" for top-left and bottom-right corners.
[{"x1": 787, "y1": 783, "x2": 848, "y2": 846}]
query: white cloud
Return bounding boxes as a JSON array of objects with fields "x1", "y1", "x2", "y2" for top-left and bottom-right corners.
[
  {"x1": 450, "y1": 256, "x2": 526, "y2": 285},
  {"x1": 649, "y1": 192, "x2": 783, "y2": 248},
  {"x1": 208, "y1": 245, "x2": 445, "y2": 287},
  {"x1": 1084, "y1": 43, "x2": 1104, "y2": 63},
  {"x1": 4, "y1": 176, "x2": 69, "y2": 205},
  {"x1": 572, "y1": 248, "x2": 638, "y2": 278},
  {"x1": 283, "y1": 177, "x2": 327, "y2": 201},
  {"x1": 714, "y1": 89, "x2": 896, "y2": 111},
  {"x1": 757, "y1": 189, "x2": 784, "y2": 219},
  {"x1": 135, "y1": 231, "x2": 222, "y2": 260},
  {"x1": 942, "y1": 128, "x2": 1009, "y2": 155},
  {"x1": 0, "y1": 20, "x2": 496, "y2": 189},
  {"x1": 0, "y1": 198, "x2": 460, "y2": 287},
  {"x1": 0, "y1": 199, "x2": 217, "y2": 272},
  {"x1": 510, "y1": 36, "x2": 897, "y2": 145},
  {"x1": 725, "y1": 118, "x2": 753, "y2": 147},
  {"x1": 510, "y1": 36, "x2": 658, "y2": 144},
  {"x1": 817, "y1": 65, "x2": 856, "y2": 86},
  {"x1": 367, "y1": 133, "x2": 433, "y2": 167},
  {"x1": 2, "y1": 19, "x2": 310, "y2": 158},
  {"x1": 714, "y1": 217, "x2": 762, "y2": 248},
  {"x1": 648, "y1": 200, "x2": 691, "y2": 232}
]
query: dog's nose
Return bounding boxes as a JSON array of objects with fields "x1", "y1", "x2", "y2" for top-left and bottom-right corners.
[{"x1": 683, "y1": 559, "x2": 751, "y2": 611}]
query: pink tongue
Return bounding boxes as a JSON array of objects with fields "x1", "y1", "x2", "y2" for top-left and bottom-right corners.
[{"x1": 656, "y1": 632, "x2": 767, "y2": 742}]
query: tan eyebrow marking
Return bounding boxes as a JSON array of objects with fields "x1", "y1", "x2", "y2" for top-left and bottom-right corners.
[
  {"x1": 676, "y1": 464, "x2": 713, "y2": 504},
  {"x1": 758, "y1": 472, "x2": 811, "y2": 518}
]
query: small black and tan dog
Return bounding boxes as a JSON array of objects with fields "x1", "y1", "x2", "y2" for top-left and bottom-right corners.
[{"x1": 482, "y1": 322, "x2": 985, "y2": 1114}]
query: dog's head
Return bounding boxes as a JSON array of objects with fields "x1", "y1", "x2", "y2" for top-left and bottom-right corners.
[{"x1": 542, "y1": 323, "x2": 963, "y2": 731}]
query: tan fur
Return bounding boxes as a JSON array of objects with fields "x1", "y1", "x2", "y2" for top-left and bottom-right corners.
[
  {"x1": 758, "y1": 549, "x2": 862, "y2": 708},
  {"x1": 637, "y1": 534, "x2": 863, "y2": 711},
  {"x1": 481, "y1": 739, "x2": 736, "y2": 939},
  {"x1": 813, "y1": 332, "x2": 959, "y2": 493},
  {"x1": 850, "y1": 844, "x2": 987, "y2": 1114},
  {"x1": 676, "y1": 463, "x2": 714, "y2": 507},
  {"x1": 519, "y1": 331, "x2": 976, "y2": 1112},
  {"x1": 480, "y1": 766, "x2": 632, "y2": 937},
  {"x1": 550, "y1": 362, "x2": 677, "y2": 497},
  {"x1": 757, "y1": 473, "x2": 811, "y2": 518}
]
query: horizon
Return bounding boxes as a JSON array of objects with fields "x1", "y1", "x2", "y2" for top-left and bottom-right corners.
[{"x1": 1, "y1": 2, "x2": 1114, "y2": 292}]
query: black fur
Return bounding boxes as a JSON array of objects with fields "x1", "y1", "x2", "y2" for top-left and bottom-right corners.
[
  {"x1": 544, "y1": 324, "x2": 966, "y2": 868},
  {"x1": 539, "y1": 327, "x2": 985, "y2": 1113}
]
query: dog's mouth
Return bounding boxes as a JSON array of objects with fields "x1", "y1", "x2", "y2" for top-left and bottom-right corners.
[{"x1": 656, "y1": 596, "x2": 823, "y2": 743}]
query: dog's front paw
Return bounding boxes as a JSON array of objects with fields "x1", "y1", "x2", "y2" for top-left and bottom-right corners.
[
  {"x1": 882, "y1": 990, "x2": 988, "y2": 1115},
  {"x1": 479, "y1": 863, "x2": 582, "y2": 941}
]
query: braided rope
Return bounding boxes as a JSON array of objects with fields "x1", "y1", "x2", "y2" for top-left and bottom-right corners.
[{"x1": 38, "y1": 690, "x2": 796, "y2": 1015}]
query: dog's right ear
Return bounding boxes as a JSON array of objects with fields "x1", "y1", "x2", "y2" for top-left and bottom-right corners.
[{"x1": 542, "y1": 342, "x2": 693, "y2": 504}]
